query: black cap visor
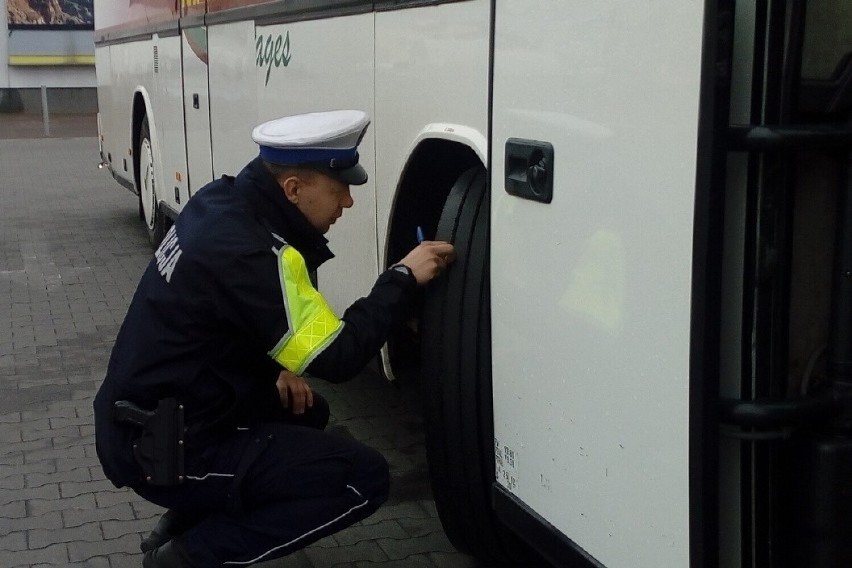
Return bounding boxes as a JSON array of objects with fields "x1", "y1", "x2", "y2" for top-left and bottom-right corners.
[{"x1": 311, "y1": 162, "x2": 368, "y2": 186}]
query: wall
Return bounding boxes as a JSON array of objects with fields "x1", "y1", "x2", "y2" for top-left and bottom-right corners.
[{"x1": 1, "y1": 0, "x2": 96, "y2": 112}]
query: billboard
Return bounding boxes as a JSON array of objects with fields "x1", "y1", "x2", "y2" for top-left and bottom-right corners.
[{"x1": 7, "y1": 0, "x2": 94, "y2": 30}]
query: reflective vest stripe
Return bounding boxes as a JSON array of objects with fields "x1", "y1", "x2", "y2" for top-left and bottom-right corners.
[{"x1": 268, "y1": 245, "x2": 343, "y2": 374}]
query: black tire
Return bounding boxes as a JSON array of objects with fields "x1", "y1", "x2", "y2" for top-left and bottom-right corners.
[
  {"x1": 422, "y1": 167, "x2": 540, "y2": 565},
  {"x1": 138, "y1": 116, "x2": 166, "y2": 247}
]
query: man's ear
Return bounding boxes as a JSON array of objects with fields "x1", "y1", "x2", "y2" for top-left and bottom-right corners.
[{"x1": 280, "y1": 175, "x2": 301, "y2": 204}]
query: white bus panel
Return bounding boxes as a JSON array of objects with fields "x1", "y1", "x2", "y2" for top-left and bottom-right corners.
[{"x1": 490, "y1": 2, "x2": 706, "y2": 566}]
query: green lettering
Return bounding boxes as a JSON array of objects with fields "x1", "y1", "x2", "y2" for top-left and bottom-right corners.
[
  {"x1": 255, "y1": 35, "x2": 264, "y2": 66},
  {"x1": 281, "y1": 31, "x2": 291, "y2": 66},
  {"x1": 256, "y1": 32, "x2": 291, "y2": 86},
  {"x1": 264, "y1": 36, "x2": 274, "y2": 85},
  {"x1": 273, "y1": 35, "x2": 283, "y2": 66}
]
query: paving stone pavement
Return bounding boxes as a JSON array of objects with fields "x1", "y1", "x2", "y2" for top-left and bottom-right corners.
[{"x1": 0, "y1": 132, "x2": 483, "y2": 568}]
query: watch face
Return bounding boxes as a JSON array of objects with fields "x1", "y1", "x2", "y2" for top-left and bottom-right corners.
[{"x1": 392, "y1": 264, "x2": 411, "y2": 276}]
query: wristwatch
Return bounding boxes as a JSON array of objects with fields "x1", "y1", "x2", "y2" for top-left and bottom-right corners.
[{"x1": 389, "y1": 263, "x2": 413, "y2": 278}]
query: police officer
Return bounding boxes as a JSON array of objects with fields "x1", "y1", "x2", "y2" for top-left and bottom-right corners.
[{"x1": 93, "y1": 110, "x2": 455, "y2": 567}]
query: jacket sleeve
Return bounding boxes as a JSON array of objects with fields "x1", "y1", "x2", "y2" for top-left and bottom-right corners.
[
  {"x1": 254, "y1": 243, "x2": 417, "y2": 382},
  {"x1": 303, "y1": 268, "x2": 416, "y2": 382}
]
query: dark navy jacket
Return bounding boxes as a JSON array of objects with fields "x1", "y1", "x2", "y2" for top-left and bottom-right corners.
[{"x1": 94, "y1": 157, "x2": 415, "y2": 488}]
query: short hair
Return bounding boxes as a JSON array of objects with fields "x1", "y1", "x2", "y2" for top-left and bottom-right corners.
[{"x1": 261, "y1": 160, "x2": 317, "y2": 182}]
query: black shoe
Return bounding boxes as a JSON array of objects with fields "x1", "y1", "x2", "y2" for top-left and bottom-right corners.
[
  {"x1": 142, "y1": 540, "x2": 194, "y2": 568},
  {"x1": 141, "y1": 510, "x2": 195, "y2": 553}
]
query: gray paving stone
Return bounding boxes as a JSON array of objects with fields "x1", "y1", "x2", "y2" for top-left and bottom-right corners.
[
  {"x1": 129, "y1": 500, "x2": 165, "y2": 520},
  {"x1": 53, "y1": 433, "x2": 96, "y2": 450},
  {"x1": 89, "y1": 467, "x2": 107, "y2": 481},
  {"x1": 378, "y1": 531, "x2": 459, "y2": 561},
  {"x1": 0, "y1": 500, "x2": 27, "y2": 518},
  {"x1": 78, "y1": 557, "x2": 111, "y2": 568},
  {"x1": 334, "y1": 519, "x2": 408, "y2": 546},
  {"x1": 50, "y1": 416, "x2": 94, "y2": 429},
  {"x1": 6, "y1": 461, "x2": 55, "y2": 479},
  {"x1": 28, "y1": 494, "x2": 96, "y2": 517},
  {"x1": 0, "y1": 453, "x2": 25, "y2": 466},
  {"x1": 2, "y1": 543, "x2": 69, "y2": 567},
  {"x1": 418, "y1": 500, "x2": 440, "y2": 518},
  {"x1": 55, "y1": 457, "x2": 102, "y2": 473},
  {"x1": 67, "y1": 534, "x2": 141, "y2": 562},
  {"x1": 63, "y1": 503, "x2": 136, "y2": 528},
  {"x1": 60, "y1": 479, "x2": 117, "y2": 498},
  {"x1": 398, "y1": 516, "x2": 446, "y2": 538},
  {"x1": 0, "y1": 485, "x2": 61, "y2": 506},
  {"x1": 0, "y1": 438, "x2": 52, "y2": 457},
  {"x1": 101, "y1": 517, "x2": 159, "y2": 540},
  {"x1": 107, "y1": 553, "x2": 144, "y2": 568},
  {"x1": 0, "y1": 474, "x2": 25, "y2": 490},
  {"x1": 355, "y1": 554, "x2": 434, "y2": 568},
  {"x1": 305, "y1": 540, "x2": 389, "y2": 566},
  {"x1": 21, "y1": 425, "x2": 80, "y2": 442},
  {"x1": 0, "y1": 511, "x2": 62, "y2": 536},
  {"x1": 361, "y1": 502, "x2": 432, "y2": 524},
  {"x1": 27, "y1": 467, "x2": 91, "y2": 488},
  {"x1": 29, "y1": 521, "x2": 102, "y2": 548},
  {"x1": 24, "y1": 444, "x2": 86, "y2": 463},
  {"x1": 0, "y1": 530, "x2": 28, "y2": 551},
  {"x1": 21, "y1": 407, "x2": 76, "y2": 422}
]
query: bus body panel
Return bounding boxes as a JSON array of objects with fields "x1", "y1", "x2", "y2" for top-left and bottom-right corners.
[
  {"x1": 153, "y1": 34, "x2": 190, "y2": 213},
  {"x1": 94, "y1": 0, "x2": 176, "y2": 34},
  {"x1": 254, "y1": 14, "x2": 377, "y2": 315},
  {"x1": 207, "y1": 21, "x2": 259, "y2": 179},
  {"x1": 374, "y1": 0, "x2": 491, "y2": 267},
  {"x1": 490, "y1": 2, "x2": 706, "y2": 566},
  {"x1": 102, "y1": 39, "x2": 152, "y2": 187},
  {"x1": 94, "y1": 44, "x2": 114, "y2": 162},
  {"x1": 182, "y1": 27, "x2": 215, "y2": 195}
]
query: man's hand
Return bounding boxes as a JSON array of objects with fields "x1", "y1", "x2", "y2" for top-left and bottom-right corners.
[
  {"x1": 397, "y1": 241, "x2": 456, "y2": 285},
  {"x1": 276, "y1": 369, "x2": 313, "y2": 415}
]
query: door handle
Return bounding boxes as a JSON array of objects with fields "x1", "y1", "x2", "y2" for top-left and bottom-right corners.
[
  {"x1": 505, "y1": 138, "x2": 554, "y2": 203},
  {"x1": 192, "y1": 93, "x2": 200, "y2": 109}
]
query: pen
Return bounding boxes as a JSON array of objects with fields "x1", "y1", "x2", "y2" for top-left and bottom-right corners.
[{"x1": 416, "y1": 226, "x2": 425, "y2": 244}]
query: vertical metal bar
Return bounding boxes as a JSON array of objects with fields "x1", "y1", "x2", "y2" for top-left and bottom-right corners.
[
  {"x1": 752, "y1": 0, "x2": 806, "y2": 565},
  {"x1": 830, "y1": 160, "x2": 852, "y2": 385},
  {"x1": 40, "y1": 85, "x2": 50, "y2": 137},
  {"x1": 739, "y1": 1, "x2": 768, "y2": 563},
  {"x1": 691, "y1": 0, "x2": 735, "y2": 565}
]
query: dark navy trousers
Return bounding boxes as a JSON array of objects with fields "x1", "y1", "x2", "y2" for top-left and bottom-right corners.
[{"x1": 133, "y1": 395, "x2": 390, "y2": 566}]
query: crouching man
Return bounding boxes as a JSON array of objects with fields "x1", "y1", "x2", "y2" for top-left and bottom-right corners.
[{"x1": 94, "y1": 110, "x2": 455, "y2": 567}]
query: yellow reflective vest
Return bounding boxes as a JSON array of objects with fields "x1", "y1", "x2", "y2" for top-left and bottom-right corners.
[{"x1": 268, "y1": 245, "x2": 343, "y2": 374}]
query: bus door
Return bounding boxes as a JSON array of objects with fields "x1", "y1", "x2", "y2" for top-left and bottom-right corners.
[
  {"x1": 181, "y1": 21, "x2": 214, "y2": 195},
  {"x1": 489, "y1": 2, "x2": 709, "y2": 567}
]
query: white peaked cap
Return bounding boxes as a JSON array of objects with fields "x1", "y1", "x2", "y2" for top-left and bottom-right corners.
[{"x1": 252, "y1": 110, "x2": 371, "y2": 185}]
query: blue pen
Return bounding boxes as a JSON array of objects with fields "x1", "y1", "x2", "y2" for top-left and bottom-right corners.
[{"x1": 416, "y1": 226, "x2": 425, "y2": 244}]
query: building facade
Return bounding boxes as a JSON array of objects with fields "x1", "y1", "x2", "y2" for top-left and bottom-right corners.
[{"x1": 1, "y1": 0, "x2": 96, "y2": 112}]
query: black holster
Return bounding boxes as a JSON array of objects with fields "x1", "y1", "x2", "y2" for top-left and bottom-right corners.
[{"x1": 114, "y1": 398, "x2": 185, "y2": 486}]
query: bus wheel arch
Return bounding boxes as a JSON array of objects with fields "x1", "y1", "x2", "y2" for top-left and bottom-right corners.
[
  {"x1": 132, "y1": 92, "x2": 167, "y2": 247},
  {"x1": 383, "y1": 138, "x2": 481, "y2": 381}
]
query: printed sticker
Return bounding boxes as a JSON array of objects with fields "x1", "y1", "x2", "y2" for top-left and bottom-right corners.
[{"x1": 494, "y1": 438, "x2": 519, "y2": 492}]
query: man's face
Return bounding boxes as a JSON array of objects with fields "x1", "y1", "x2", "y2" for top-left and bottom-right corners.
[{"x1": 283, "y1": 170, "x2": 354, "y2": 234}]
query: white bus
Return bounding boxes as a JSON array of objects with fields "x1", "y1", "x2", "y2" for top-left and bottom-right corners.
[{"x1": 94, "y1": 1, "x2": 852, "y2": 566}]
